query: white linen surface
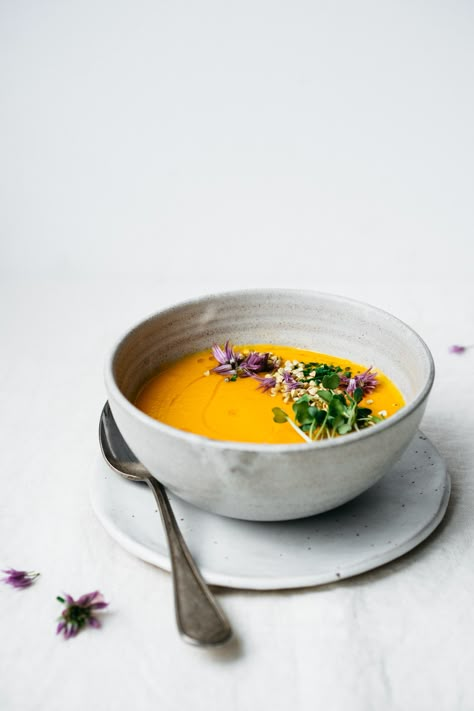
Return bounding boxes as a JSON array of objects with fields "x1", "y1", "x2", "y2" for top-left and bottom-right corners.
[
  {"x1": 1, "y1": 277, "x2": 472, "y2": 711},
  {"x1": 1, "y1": 1, "x2": 473, "y2": 709}
]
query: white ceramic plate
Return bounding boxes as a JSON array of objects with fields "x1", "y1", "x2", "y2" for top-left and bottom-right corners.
[{"x1": 90, "y1": 432, "x2": 450, "y2": 590}]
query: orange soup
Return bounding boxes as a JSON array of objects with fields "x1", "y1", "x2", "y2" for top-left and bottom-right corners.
[{"x1": 135, "y1": 344, "x2": 404, "y2": 444}]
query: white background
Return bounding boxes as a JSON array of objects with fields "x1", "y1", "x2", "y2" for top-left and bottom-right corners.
[{"x1": 1, "y1": 2, "x2": 473, "y2": 710}]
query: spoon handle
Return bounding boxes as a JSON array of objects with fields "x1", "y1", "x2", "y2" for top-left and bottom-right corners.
[{"x1": 145, "y1": 477, "x2": 232, "y2": 646}]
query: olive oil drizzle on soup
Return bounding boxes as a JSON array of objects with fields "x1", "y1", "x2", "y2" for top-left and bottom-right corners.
[{"x1": 134, "y1": 344, "x2": 404, "y2": 444}]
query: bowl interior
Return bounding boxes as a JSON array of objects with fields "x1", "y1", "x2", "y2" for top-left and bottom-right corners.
[{"x1": 111, "y1": 290, "x2": 432, "y2": 410}]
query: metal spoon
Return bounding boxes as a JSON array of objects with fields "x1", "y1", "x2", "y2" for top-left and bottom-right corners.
[{"x1": 98, "y1": 402, "x2": 232, "y2": 646}]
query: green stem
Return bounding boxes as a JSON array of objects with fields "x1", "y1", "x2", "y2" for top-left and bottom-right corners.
[
  {"x1": 314, "y1": 411, "x2": 329, "y2": 441},
  {"x1": 287, "y1": 416, "x2": 312, "y2": 443}
]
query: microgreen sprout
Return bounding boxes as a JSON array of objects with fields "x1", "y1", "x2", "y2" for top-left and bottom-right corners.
[
  {"x1": 272, "y1": 407, "x2": 312, "y2": 442},
  {"x1": 273, "y1": 380, "x2": 382, "y2": 441}
]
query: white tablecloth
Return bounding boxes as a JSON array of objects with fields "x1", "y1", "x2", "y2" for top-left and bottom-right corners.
[{"x1": 1, "y1": 2, "x2": 473, "y2": 709}]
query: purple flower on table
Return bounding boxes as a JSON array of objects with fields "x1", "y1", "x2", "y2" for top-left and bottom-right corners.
[
  {"x1": 211, "y1": 340, "x2": 243, "y2": 375},
  {"x1": 56, "y1": 590, "x2": 108, "y2": 639},
  {"x1": 1, "y1": 568, "x2": 40, "y2": 589},
  {"x1": 339, "y1": 367, "x2": 378, "y2": 397},
  {"x1": 449, "y1": 344, "x2": 469, "y2": 354}
]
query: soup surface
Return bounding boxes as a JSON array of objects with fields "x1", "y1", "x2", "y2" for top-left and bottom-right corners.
[{"x1": 135, "y1": 344, "x2": 404, "y2": 444}]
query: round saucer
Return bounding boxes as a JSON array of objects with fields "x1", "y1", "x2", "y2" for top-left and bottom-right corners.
[{"x1": 90, "y1": 431, "x2": 450, "y2": 590}]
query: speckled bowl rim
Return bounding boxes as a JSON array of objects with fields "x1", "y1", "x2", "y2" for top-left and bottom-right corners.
[{"x1": 104, "y1": 288, "x2": 435, "y2": 453}]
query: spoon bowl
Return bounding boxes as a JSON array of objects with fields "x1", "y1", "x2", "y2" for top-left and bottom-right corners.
[{"x1": 99, "y1": 404, "x2": 147, "y2": 482}]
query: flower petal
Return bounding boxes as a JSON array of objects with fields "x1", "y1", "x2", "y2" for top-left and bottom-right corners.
[
  {"x1": 224, "y1": 340, "x2": 235, "y2": 362},
  {"x1": 212, "y1": 364, "x2": 235, "y2": 375},
  {"x1": 2, "y1": 569, "x2": 39, "y2": 589},
  {"x1": 251, "y1": 374, "x2": 277, "y2": 391},
  {"x1": 2, "y1": 568, "x2": 27, "y2": 579},
  {"x1": 211, "y1": 343, "x2": 227, "y2": 364},
  {"x1": 77, "y1": 591, "x2": 100, "y2": 607}
]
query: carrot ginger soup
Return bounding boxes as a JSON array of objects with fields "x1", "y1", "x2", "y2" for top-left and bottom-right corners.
[{"x1": 134, "y1": 342, "x2": 404, "y2": 445}]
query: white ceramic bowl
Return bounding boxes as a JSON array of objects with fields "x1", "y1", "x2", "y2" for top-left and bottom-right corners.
[{"x1": 105, "y1": 289, "x2": 434, "y2": 521}]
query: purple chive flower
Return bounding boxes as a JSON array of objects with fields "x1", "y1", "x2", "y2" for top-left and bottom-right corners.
[
  {"x1": 240, "y1": 351, "x2": 269, "y2": 377},
  {"x1": 211, "y1": 341, "x2": 274, "y2": 380},
  {"x1": 449, "y1": 344, "x2": 469, "y2": 354},
  {"x1": 56, "y1": 591, "x2": 108, "y2": 639},
  {"x1": 251, "y1": 368, "x2": 300, "y2": 392},
  {"x1": 282, "y1": 370, "x2": 300, "y2": 391},
  {"x1": 2, "y1": 568, "x2": 40, "y2": 589},
  {"x1": 252, "y1": 374, "x2": 277, "y2": 391},
  {"x1": 211, "y1": 340, "x2": 243, "y2": 375},
  {"x1": 340, "y1": 367, "x2": 378, "y2": 397}
]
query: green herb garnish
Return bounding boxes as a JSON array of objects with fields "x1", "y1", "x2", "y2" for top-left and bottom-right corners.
[
  {"x1": 274, "y1": 382, "x2": 382, "y2": 442},
  {"x1": 212, "y1": 339, "x2": 382, "y2": 442}
]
